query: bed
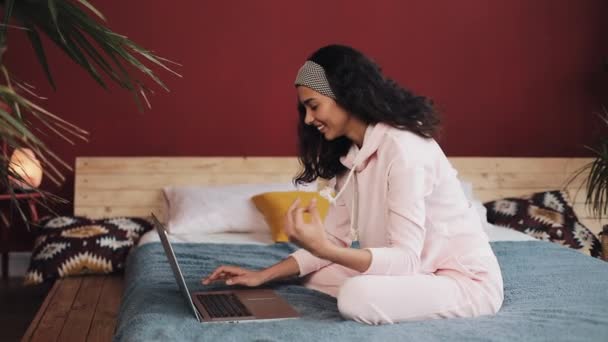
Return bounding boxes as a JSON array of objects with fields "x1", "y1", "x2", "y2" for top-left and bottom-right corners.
[{"x1": 23, "y1": 157, "x2": 608, "y2": 341}]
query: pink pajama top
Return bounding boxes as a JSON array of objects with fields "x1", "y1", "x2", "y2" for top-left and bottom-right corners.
[{"x1": 290, "y1": 122, "x2": 502, "y2": 282}]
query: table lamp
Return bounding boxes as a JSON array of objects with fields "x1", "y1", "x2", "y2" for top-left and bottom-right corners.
[{"x1": 8, "y1": 147, "x2": 43, "y2": 189}]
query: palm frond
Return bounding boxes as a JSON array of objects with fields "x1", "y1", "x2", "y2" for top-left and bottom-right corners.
[
  {"x1": 0, "y1": 0, "x2": 178, "y2": 225},
  {"x1": 9, "y1": 0, "x2": 180, "y2": 110},
  {"x1": 0, "y1": 69, "x2": 88, "y2": 226},
  {"x1": 0, "y1": 71, "x2": 89, "y2": 185},
  {"x1": 76, "y1": 0, "x2": 105, "y2": 21},
  {"x1": 47, "y1": 0, "x2": 66, "y2": 44},
  {"x1": 21, "y1": 17, "x2": 56, "y2": 89},
  {"x1": 566, "y1": 108, "x2": 608, "y2": 220},
  {"x1": 0, "y1": 0, "x2": 15, "y2": 50}
]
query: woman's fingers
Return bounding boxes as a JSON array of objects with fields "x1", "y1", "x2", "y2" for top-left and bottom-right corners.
[
  {"x1": 293, "y1": 206, "x2": 307, "y2": 228},
  {"x1": 284, "y1": 198, "x2": 301, "y2": 238},
  {"x1": 225, "y1": 276, "x2": 241, "y2": 285},
  {"x1": 218, "y1": 265, "x2": 247, "y2": 276},
  {"x1": 204, "y1": 274, "x2": 231, "y2": 285},
  {"x1": 202, "y1": 265, "x2": 246, "y2": 284},
  {"x1": 202, "y1": 266, "x2": 224, "y2": 284},
  {"x1": 308, "y1": 198, "x2": 323, "y2": 225},
  {"x1": 290, "y1": 197, "x2": 322, "y2": 231},
  {"x1": 226, "y1": 273, "x2": 262, "y2": 287},
  {"x1": 286, "y1": 197, "x2": 300, "y2": 224},
  {"x1": 305, "y1": 197, "x2": 316, "y2": 211}
]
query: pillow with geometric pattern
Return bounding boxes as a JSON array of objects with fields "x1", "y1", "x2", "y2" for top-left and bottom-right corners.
[
  {"x1": 24, "y1": 216, "x2": 153, "y2": 285},
  {"x1": 484, "y1": 190, "x2": 602, "y2": 258}
]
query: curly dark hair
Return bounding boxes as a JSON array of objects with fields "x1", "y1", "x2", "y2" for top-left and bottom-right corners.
[{"x1": 294, "y1": 44, "x2": 441, "y2": 185}]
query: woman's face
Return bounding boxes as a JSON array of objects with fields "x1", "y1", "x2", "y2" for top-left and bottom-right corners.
[{"x1": 297, "y1": 86, "x2": 352, "y2": 141}]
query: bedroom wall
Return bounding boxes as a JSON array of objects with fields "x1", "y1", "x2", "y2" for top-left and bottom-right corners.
[{"x1": 4, "y1": 0, "x2": 607, "y2": 214}]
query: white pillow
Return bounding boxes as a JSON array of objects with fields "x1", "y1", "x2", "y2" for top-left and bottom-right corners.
[
  {"x1": 459, "y1": 178, "x2": 490, "y2": 226},
  {"x1": 163, "y1": 182, "x2": 315, "y2": 235},
  {"x1": 458, "y1": 179, "x2": 535, "y2": 241},
  {"x1": 459, "y1": 179, "x2": 478, "y2": 203},
  {"x1": 484, "y1": 223, "x2": 536, "y2": 241}
]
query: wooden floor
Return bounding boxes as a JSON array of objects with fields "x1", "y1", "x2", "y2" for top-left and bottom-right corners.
[
  {"x1": 0, "y1": 278, "x2": 51, "y2": 342},
  {"x1": 21, "y1": 275, "x2": 123, "y2": 342}
]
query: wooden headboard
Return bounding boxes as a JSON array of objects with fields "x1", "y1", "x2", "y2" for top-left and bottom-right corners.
[{"x1": 73, "y1": 157, "x2": 601, "y2": 235}]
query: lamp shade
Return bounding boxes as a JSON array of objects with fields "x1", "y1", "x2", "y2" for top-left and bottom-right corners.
[{"x1": 9, "y1": 148, "x2": 43, "y2": 188}]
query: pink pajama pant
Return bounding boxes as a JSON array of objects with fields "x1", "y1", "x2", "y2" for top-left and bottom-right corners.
[{"x1": 301, "y1": 256, "x2": 504, "y2": 325}]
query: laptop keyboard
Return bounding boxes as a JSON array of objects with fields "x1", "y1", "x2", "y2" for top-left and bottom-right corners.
[{"x1": 197, "y1": 293, "x2": 253, "y2": 318}]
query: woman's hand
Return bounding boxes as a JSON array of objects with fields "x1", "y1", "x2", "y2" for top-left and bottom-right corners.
[
  {"x1": 201, "y1": 265, "x2": 267, "y2": 287},
  {"x1": 284, "y1": 197, "x2": 331, "y2": 257}
]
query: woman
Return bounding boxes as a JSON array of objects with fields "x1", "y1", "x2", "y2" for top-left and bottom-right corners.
[{"x1": 202, "y1": 44, "x2": 504, "y2": 325}]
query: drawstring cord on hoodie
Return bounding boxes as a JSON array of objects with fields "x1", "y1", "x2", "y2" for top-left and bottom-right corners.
[{"x1": 319, "y1": 162, "x2": 359, "y2": 241}]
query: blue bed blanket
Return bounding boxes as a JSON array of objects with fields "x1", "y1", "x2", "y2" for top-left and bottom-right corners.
[{"x1": 115, "y1": 241, "x2": 608, "y2": 342}]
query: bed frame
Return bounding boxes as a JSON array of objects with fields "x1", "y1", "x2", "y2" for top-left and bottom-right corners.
[{"x1": 23, "y1": 156, "x2": 603, "y2": 341}]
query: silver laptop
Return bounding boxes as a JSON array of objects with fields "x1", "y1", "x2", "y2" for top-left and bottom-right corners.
[{"x1": 150, "y1": 213, "x2": 300, "y2": 323}]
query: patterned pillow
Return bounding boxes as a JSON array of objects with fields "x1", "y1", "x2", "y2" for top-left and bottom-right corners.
[
  {"x1": 24, "y1": 216, "x2": 153, "y2": 285},
  {"x1": 484, "y1": 190, "x2": 602, "y2": 258}
]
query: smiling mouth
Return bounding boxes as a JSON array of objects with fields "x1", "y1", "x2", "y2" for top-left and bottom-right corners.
[{"x1": 316, "y1": 124, "x2": 326, "y2": 132}]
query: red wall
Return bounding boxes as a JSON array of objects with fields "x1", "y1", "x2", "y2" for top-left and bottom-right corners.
[{"x1": 5, "y1": 0, "x2": 607, "y2": 213}]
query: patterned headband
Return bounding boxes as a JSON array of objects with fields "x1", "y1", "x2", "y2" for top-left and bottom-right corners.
[{"x1": 294, "y1": 60, "x2": 336, "y2": 99}]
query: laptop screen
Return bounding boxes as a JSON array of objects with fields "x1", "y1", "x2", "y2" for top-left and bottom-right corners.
[{"x1": 151, "y1": 213, "x2": 202, "y2": 321}]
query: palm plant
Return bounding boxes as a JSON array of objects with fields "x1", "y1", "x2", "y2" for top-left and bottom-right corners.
[
  {"x1": 0, "y1": 0, "x2": 179, "y2": 223},
  {"x1": 567, "y1": 109, "x2": 608, "y2": 222}
]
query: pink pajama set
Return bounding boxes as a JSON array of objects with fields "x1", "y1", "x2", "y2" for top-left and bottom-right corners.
[{"x1": 290, "y1": 122, "x2": 504, "y2": 325}]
